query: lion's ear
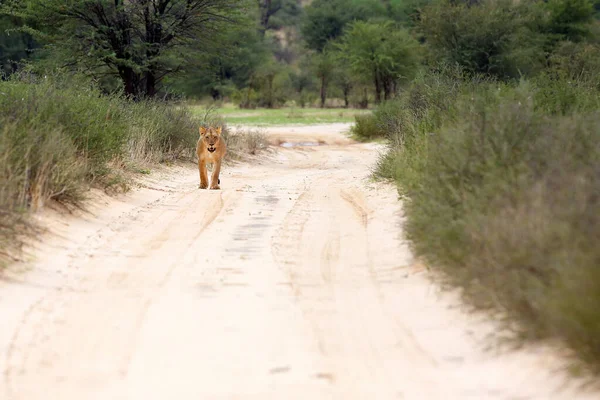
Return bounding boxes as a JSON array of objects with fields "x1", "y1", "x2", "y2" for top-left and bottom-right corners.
[
  {"x1": 199, "y1": 126, "x2": 207, "y2": 136},
  {"x1": 216, "y1": 126, "x2": 223, "y2": 136}
]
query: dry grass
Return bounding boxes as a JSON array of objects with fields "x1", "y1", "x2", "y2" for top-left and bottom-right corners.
[
  {"x1": 0, "y1": 76, "x2": 200, "y2": 265},
  {"x1": 224, "y1": 127, "x2": 268, "y2": 158},
  {"x1": 199, "y1": 110, "x2": 268, "y2": 161}
]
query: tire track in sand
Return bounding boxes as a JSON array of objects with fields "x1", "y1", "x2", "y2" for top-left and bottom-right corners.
[{"x1": 3, "y1": 188, "x2": 231, "y2": 398}]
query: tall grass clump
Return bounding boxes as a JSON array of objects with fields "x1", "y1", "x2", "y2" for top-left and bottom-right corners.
[
  {"x1": 377, "y1": 70, "x2": 600, "y2": 371},
  {"x1": 0, "y1": 75, "x2": 200, "y2": 264},
  {"x1": 126, "y1": 100, "x2": 199, "y2": 163}
]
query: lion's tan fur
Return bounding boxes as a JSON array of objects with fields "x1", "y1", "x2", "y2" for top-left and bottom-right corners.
[{"x1": 196, "y1": 126, "x2": 227, "y2": 190}]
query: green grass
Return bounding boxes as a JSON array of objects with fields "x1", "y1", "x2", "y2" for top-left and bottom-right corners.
[{"x1": 189, "y1": 104, "x2": 370, "y2": 126}]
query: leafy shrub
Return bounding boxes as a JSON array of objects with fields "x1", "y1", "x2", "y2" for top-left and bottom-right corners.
[
  {"x1": 378, "y1": 70, "x2": 600, "y2": 371},
  {"x1": 0, "y1": 75, "x2": 200, "y2": 264},
  {"x1": 420, "y1": 0, "x2": 545, "y2": 78},
  {"x1": 351, "y1": 114, "x2": 382, "y2": 141}
]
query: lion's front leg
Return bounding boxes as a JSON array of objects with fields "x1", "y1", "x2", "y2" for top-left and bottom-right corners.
[
  {"x1": 210, "y1": 159, "x2": 222, "y2": 190},
  {"x1": 199, "y1": 159, "x2": 208, "y2": 189}
]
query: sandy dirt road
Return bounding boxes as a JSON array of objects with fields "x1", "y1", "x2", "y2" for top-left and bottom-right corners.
[{"x1": 0, "y1": 124, "x2": 597, "y2": 400}]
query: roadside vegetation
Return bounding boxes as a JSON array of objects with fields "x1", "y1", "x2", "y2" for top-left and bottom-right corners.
[{"x1": 350, "y1": 0, "x2": 600, "y2": 374}]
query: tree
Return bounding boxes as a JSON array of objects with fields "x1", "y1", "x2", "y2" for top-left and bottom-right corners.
[
  {"x1": 333, "y1": 64, "x2": 354, "y2": 108},
  {"x1": 301, "y1": 0, "x2": 385, "y2": 52},
  {"x1": 4, "y1": 0, "x2": 250, "y2": 98},
  {"x1": 0, "y1": 15, "x2": 39, "y2": 77},
  {"x1": 387, "y1": 0, "x2": 434, "y2": 26},
  {"x1": 246, "y1": 59, "x2": 292, "y2": 108},
  {"x1": 338, "y1": 20, "x2": 421, "y2": 103},
  {"x1": 544, "y1": 0, "x2": 596, "y2": 42},
  {"x1": 290, "y1": 56, "x2": 317, "y2": 107},
  {"x1": 310, "y1": 49, "x2": 336, "y2": 107},
  {"x1": 168, "y1": 24, "x2": 270, "y2": 100},
  {"x1": 420, "y1": 0, "x2": 548, "y2": 78},
  {"x1": 257, "y1": 0, "x2": 302, "y2": 35}
]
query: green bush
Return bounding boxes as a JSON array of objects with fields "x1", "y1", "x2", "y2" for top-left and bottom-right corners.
[
  {"x1": 378, "y1": 71, "x2": 600, "y2": 371},
  {"x1": 420, "y1": 0, "x2": 545, "y2": 79},
  {"x1": 351, "y1": 114, "x2": 382, "y2": 141},
  {"x1": 352, "y1": 66, "x2": 484, "y2": 143},
  {"x1": 0, "y1": 75, "x2": 200, "y2": 264},
  {"x1": 0, "y1": 78, "x2": 127, "y2": 175}
]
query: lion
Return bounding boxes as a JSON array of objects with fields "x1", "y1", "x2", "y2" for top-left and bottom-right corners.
[{"x1": 196, "y1": 126, "x2": 227, "y2": 190}]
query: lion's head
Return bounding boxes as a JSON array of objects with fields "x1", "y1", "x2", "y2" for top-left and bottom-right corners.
[{"x1": 199, "y1": 126, "x2": 223, "y2": 153}]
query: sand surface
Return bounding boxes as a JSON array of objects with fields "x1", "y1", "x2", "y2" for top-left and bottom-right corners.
[{"x1": 0, "y1": 123, "x2": 596, "y2": 399}]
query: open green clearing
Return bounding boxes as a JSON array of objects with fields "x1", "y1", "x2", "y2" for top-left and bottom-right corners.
[{"x1": 189, "y1": 104, "x2": 370, "y2": 126}]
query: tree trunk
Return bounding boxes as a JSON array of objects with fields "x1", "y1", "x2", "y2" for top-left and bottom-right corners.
[
  {"x1": 374, "y1": 76, "x2": 382, "y2": 104},
  {"x1": 266, "y1": 75, "x2": 274, "y2": 108},
  {"x1": 383, "y1": 77, "x2": 393, "y2": 101},
  {"x1": 145, "y1": 71, "x2": 157, "y2": 98},
  {"x1": 320, "y1": 75, "x2": 327, "y2": 108},
  {"x1": 343, "y1": 85, "x2": 351, "y2": 108},
  {"x1": 120, "y1": 67, "x2": 140, "y2": 99},
  {"x1": 243, "y1": 86, "x2": 252, "y2": 109},
  {"x1": 143, "y1": 3, "x2": 162, "y2": 98},
  {"x1": 359, "y1": 88, "x2": 369, "y2": 109}
]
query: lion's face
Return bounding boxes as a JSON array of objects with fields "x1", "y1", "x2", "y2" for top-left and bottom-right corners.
[{"x1": 200, "y1": 126, "x2": 223, "y2": 153}]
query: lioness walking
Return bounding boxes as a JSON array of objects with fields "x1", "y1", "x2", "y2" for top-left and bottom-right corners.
[{"x1": 197, "y1": 126, "x2": 227, "y2": 190}]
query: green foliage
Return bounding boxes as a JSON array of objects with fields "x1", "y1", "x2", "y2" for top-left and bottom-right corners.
[
  {"x1": 0, "y1": 74, "x2": 202, "y2": 263},
  {"x1": 419, "y1": 0, "x2": 599, "y2": 80},
  {"x1": 338, "y1": 20, "x2": 421, "y2": 102},
  {"x1": 0, "y1": 15, "x2": 39, "y2": 76},
  {"x1": 534, "y1": 73, "x2": 600, "y2": 115},
  {"x1": 332, "y1": 62, "x2": 355, "y2": 108},
  {"x1": 2, "y1": 0, "x2": 251, "y2": 97},
  {"x1": 374, "y1": 64, "x2": 600, "y2": 371},
  {"x1": 0, "y1": 76, "x2": 127, "y2": 175},
  {"x1": 310, "y1": 48, "x2": 337, "y2": 107},
  {"x1": 352, "y1": 114, "x2": 383, "y2": 141},
  {"x1": 0, "y1": 73, "x2": 199, "y2": 199},
  {"x1": 352, "y1": 65, "x2": 471, "y2": 142},
  {"x1": 420, "y1": 0, "x2": 546, "y2": 78},
  {"x1": 545, "y1": 0, "x2": 596, "y2": 42},
  {"x1": 547, "y1": 41, "x2": 600, "y2": 83},
  {"x1": 169, "y1": 24, "x2": 271, "y2": 100},
  {"x1": 230, "y1": 60, "x2": 293, "y2": 108},
  {"x1": 388, "y1": 0, "x2": 435, "y2": 26},
  {"x1": 259, "y1": 0, "x2": 303, "y2": 32},
  {"x1": 289, "y1": 57, "x2": 318, "y2": 107},
  {"x1": 301, "y1": 0, "x2": 386, "y2": 52}
]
